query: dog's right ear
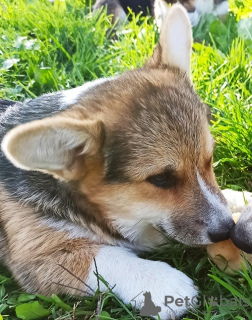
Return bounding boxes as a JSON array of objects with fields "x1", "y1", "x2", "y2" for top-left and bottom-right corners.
[
  {"x1": 1, "y1": 117, "x2": 104, "y2": 180},
  {"x1": 149, "y1": 1, "x2": 192, "y2": 76}
]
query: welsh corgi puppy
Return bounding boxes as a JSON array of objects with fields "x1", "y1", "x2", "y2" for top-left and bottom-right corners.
[{"x1": 0, "y1": 2, "x2": 249, "y2": 319}]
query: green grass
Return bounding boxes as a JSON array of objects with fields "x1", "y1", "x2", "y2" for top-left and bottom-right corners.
[{"x1": 0, "y1": 0, "x2": 252, "y2": 319}]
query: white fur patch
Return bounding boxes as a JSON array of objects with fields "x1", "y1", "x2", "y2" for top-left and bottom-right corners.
[
  {"x1": 61, "y1": 77, "x2": 112, "y2": 107},
  {"x1": 197, "y1": 172, "x2": 226, "y2": 212},
  {"x1": 112, "y1": 216, "x2": 165, "y2": 249},
  {"x1": 41, "y1": 217, "x2": 148, "y2": 250},
  {"x1": 42, "y1": 217, "x2": 91, "y2": 238},
  {"x1": 109, "y1": 201, "x2": 170, "y2": 249},
  {"x1": 41, "y1": 217, "x2": 118, "y2": 245},
  {"x1": 86, "y1": 246, "x2": 197, "y2": 319},
  {"x1": 197, "y1": 171, "x2": 232, "y2": 230}
]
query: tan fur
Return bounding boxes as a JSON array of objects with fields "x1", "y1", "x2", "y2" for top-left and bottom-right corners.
[
  {"x1": 79, "y1": 119, "x2": 214, "y2": 219},
  {"x1": 0, "y1": 188, "x2": 99, "y2": 295}
]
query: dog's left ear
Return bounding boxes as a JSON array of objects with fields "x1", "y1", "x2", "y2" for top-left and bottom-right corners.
[
  {"x1": 1, "y1": 117, "x2": 104, "y2": 180},
  {"x1": 149, "y1": 1, "x2": 192, "y2": 76}
]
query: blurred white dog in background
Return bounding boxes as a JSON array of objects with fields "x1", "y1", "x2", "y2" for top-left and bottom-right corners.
[{"x1": 93, "y1": 0, "x2": 229, "y2": 27}]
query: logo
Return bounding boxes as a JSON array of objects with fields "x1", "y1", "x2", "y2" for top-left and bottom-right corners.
[
  {"x1": 164, "y1": 295, "x2": 250, "y2": 308},
  {"x1": 131, "y1": 292, "x2": 251, "y2": 317},
  {"x1": 131, "y1": 291, "x2": 161, "y2": 317}
]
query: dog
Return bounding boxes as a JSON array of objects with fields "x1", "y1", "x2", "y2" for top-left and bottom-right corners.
[
  {"x1": 0, "y1": 2, "x2": 251, "y2": 319},
  {"x1": 93, "y1": 0, "x2": 229, "y2": 27}
]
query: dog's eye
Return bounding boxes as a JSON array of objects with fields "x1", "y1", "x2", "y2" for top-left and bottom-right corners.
[{"x1": 147, "y1": 171, "x2": 176, "y2": 189}]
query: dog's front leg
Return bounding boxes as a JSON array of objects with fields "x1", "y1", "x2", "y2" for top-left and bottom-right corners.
[
  {"x1": 3, "y1": 201, "x2": 197, "y2": 319},
  {"x1": 87, "y1": 246, "x2": 198, "y2": 319}
]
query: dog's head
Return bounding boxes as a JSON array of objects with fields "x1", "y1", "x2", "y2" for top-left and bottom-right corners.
[{"x1": 1, "y1": 3, "x2": 233, "y2": 247}]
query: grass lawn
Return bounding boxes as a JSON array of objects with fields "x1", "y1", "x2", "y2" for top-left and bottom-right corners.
[{"x1": 0, "y1": 0, "x2": 252, "y2": 319}]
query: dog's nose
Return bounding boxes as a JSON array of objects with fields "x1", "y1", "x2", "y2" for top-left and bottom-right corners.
[
  {"x1": 208, "y1": 230, "x2": 229, "y2": 242},
  {"x1": 230, "y1": 225, "x2": 252, "y2": 254},
  {"x1": 208, "y1": 220, "x2": 235, "y2": 243}
]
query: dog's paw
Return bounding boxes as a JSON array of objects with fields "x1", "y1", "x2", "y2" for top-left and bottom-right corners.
[
  {"x1": 222, "y1": 189, "x2": 252, "y2": 213},
  {"x1": 87, "y1": 247, "x2": 197, "y2": 319},
  {"x1": 128, "y1": 260, "x2": 198, "y2": 319}
]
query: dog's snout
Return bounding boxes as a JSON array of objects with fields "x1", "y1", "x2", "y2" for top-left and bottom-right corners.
[
  {"x1": 230, "y1": 225, "x2": 252, "y2": 254},
  {"x1": 208, "y1": 220, "x2": 235, "y2": 243}
]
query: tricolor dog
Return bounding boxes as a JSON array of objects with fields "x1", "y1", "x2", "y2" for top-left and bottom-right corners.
[{"x1": 0, "y1": 2, "x2": 250, "y2": 319}]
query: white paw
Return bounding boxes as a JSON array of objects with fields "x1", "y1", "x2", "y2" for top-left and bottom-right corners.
[
  {"x1": 130, "y1": 260, "x2": 198, "y2": 319},
  {"x1": 87, "y1": 246, "x2": 197, "y2": 319},
  {"x1": 222, "y1": 189, "x2": 252, "y2": 213}
]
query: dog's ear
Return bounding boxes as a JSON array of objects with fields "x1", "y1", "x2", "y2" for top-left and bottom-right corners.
[
  {"x1": 149, "y1": 2, "x2": 192, "y2": 76},
  {"x1": 1, "y1": 117, "x2": 104, "y2": 179}
]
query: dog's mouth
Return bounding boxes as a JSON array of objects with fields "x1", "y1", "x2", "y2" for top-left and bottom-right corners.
[
  {"x1": 155, "y1": 223, "x2": 206, "y2": 246},
  {"x1": 155, "y1": 219, "x2": 236, "y2": 247}
]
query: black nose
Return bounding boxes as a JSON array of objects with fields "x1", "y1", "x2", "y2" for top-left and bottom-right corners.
[
  {"x1": 230, "y1": 225, "x2": 252, "y2": 254},
  {"x1": 208, "y1": 230, "x2": 230, "y2": 242},
  {"x1": 208, "y1": 220, "x2": 235, "y2": 243}
]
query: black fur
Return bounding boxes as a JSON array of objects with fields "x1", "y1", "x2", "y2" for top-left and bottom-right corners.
[
  {"x1": 0, "y1": 99, "x2": 16, "y2": 113},
  {"x1": 118, "y1": 0, "x2": 154, "y2": 16}
]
